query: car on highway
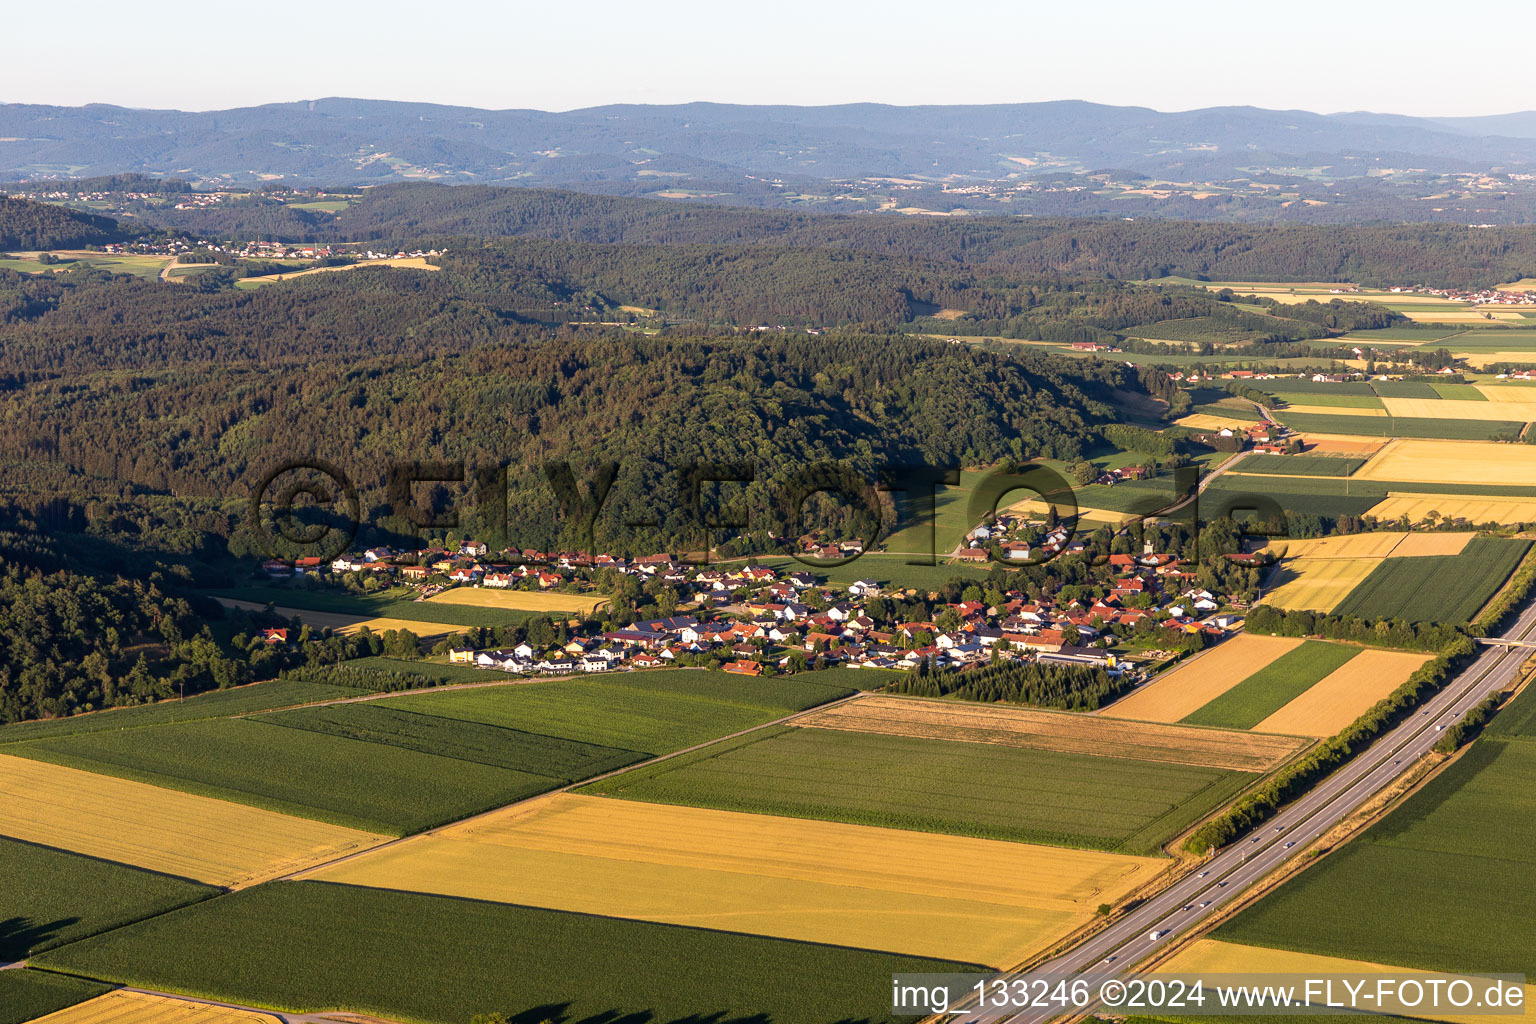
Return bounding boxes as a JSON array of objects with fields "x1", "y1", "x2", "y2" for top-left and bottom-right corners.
[
  {"x1": 1285, "y1": 841, "x2": 1296, "y2": 848},
  {"x1": 1197, "y1": 871, "x2": 1209, "y2": 878},
  {"x1": 1103, "y1": 955, "x2": 1116, "y2": 964},
  {"x1": 1200, "y1": 900, "x2": 1212, "y2": 908},
  {"x1": 1148, "y1": 930, "x2": 1168, "y2": 942}
]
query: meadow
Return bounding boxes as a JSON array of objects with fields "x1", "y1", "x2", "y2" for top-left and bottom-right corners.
[
  {"x1": 1333, "y1": 537, "x2": 1530, "y2": 622},
  {"x1": 0, "y1": 971, "x2": 111, "y2": 1024},
  {"x1": 33, "y1": 881, "x2": 980, "y2": 1024},
  {"x1": 0, "y1": 752, "x2": 386, "y2": 885},
  {"x1": 583, "y1": 725, "x2": 1254, "y2": 855},
  {"x1": 1275, "y1": 412, "x2": 1525, "y2": 440},
  {"x1": 9, "y1": 718, "x2": 556, "y2": 835},
  {"x1": 1179, "y1": 642, "x2": 1360, "y2": 731},
  {"x1": 0, "y1": 836, "x2": 216, "y2": 960},
  {"x1": 308, "y1": 793, "x2": 1165, "y2": 966},
  {"x1": 1235, "y1": 454, "x2": 1365, "y2": 477},
  {"x1": 1216, "y1": 715, "x2": 1536, "y2": 974}
]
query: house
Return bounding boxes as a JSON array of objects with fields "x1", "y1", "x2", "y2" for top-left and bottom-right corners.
[
  {"x1": 399, "y1": 565, "x2": 429, "y2": 581},
  {"x1": 848, "y1": 579, "x2": 881, "y2": 598},
  {"x1": 722, "y1": 660, "x2": 762, "y2": 676},
  {"x1": 459, "y1": 539, "x2": 488, "y2": 556},
  {"x1": 956, "y1": 548, "x2": 989, "y2": 562},
  {"x1": 261, "y1": 628, "x2": 289, "y2": 644},
  {"x1": 447, "y1": 647, "x2": 475, "y2": 664},
  {"x1": 632, "y1": 653, "x2": 664, "y2": 669}
]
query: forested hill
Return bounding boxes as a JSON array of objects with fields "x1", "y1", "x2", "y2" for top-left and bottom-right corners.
[
  {"x1": 139, "y1": 184, "x2": 1536, "y2": 289},
  {"x1": 0, "y1": 196, "x2": 135, "y2": 250}
]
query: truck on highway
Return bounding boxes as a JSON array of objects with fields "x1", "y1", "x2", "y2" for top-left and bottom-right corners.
[{"x1": 1148, "y1": 929, "x2": 1168, "y2": 942}]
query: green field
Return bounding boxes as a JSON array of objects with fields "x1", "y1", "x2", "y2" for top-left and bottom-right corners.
[
  {"x1": 328, "y1": 656, "x2": 495, "y2": 684},
  {"x1": 386, "y1": 671, "x2": 849, "y2": 755},
  {"x1": 9, "y1": 718, "x2": 555, "y2": 835},
  {"x1": 0, "y1": 971, "x2": 110, "y2": 1024},
  {"x1": 1180, "y1": 642, "x2": 1361, "y2": 730},
  {"x1": 0, "y1": 836, "x2": 217, "y2": 960},
  {"x1": 1333, "y1": 537, "x2": 1530, "y2": 623},
  {"x1": 582, "y1": 725, "x2": 1254, "y2": 855},
  {"x1": 1430, "y1": 383, "x2": 1487, "y2": 400},
  {"x1": 1273, "y1": 412, "x2": 1525, "y2": 439},
  {"x1": 1234, "y1": 454, "x2": 1364, "y2": 477},
  {"x1": 33, "y1": 881, "x2": 977, "y2": 1024},
  {"x1": 1367, "y1": 380, "x2": 1442, "y2": 399},
  {"x1": 1216, "y1": 694, "x2": 1536, "y2": 974},
  {"x1": 0, "y1": 679, "x2": 363, "y2": 742},
  {"x1": 1202, "y1": 477, "x2": 1382, "y2": 520},
  {"x1": 260, "y1": 702, "x2": 645, "y2": 778},
  {"x1": 1270, "y1": 392, "x2": 1384, "y2": 409}
]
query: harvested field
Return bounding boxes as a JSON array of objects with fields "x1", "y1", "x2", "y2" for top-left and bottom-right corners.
[
  {"x1": 1456, "y1": 350, "x2": 1536, "y2": 368},
  {"x1": 333, "y1": 616, "x2": 455, "y2": 638},
  {"x1": 0, "y1": 752, "x2": 386, "y2": 887},
  {"x1": 1272, "y1": 533, "x2": 1406, "y2": 559},
  {"x1": 1388, "y1": 532, "x2": 1475, "y2": 556},
  {"x1": 28, "y1": 991, "x2": 284, "y2": 1024},
  {"x1": 793, "y1": 695, "x2": 1307, "y2": 772},
  {"x1": 1355, "y1": 439, "x2": 1536, "y2": 486},
  {"x1": 1263, "y1": 557, "x2": 1379, "y2": 612},
  {"x1": 1174, "y1": 413, "x2": 1258, "y2": 431},
  {"x1": 1300, "y1": 434, "x2": 1389, "y2": 454},
  {"x1": 1158, "y1": 941, "x2": 1532, "y2": 1024},
  {"x1": 1010, "y1": 498, "x2": 1137, "y2": 525},
  {"x1": 1381, "y1": 397, "x2": 1536, "y2": 421},
  {"x1": 306, "y1": 793, "x2": 1164, "y2": 966},
  {"x1": 1100, "y1": 635, "x2": 1304, "y2": 723},
  {"x1": 425, "y1": 588, "x2": 605, "y2": 614},
  {"x1": 1480, "y1": 384, "x2": 1536, "y2": 402},
  {"x1": 1253, "y1": 649, "x2": 1433, "y2": 737},
  {"x1": 248, "y1": 256, "x2": 437, "y2": 282},
  {"x1": 1368, "y1": 493, "x2": 1536, "y2": 526},
  {"x1": 1180, "y1": 642, "x2": 1361, "y2": 732}
]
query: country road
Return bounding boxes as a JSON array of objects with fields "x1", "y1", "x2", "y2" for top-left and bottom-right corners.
[{"x1": 955, "y1": 598, "x2": 1536, "y2": 1024}]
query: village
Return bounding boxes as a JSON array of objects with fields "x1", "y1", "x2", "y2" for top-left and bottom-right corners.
[{"x1": 256, "y1": 522, "x2": 1251, "y2": 683}]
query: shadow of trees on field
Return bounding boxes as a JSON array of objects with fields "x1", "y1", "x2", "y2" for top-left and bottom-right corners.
[
  {"x1": 509, "y1": 1005, "x2": 883, "y2": 1024},
  {"x1": 0, "y1": 915, "x2": 79, "y2": 961}
]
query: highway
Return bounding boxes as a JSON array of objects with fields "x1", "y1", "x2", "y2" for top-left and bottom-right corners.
[{"x1": 957, "y1": 598, "x2": 1536, "y2": 1024}]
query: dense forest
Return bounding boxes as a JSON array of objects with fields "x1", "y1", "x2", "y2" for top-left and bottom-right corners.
[{"x1": 0, "y1": 196, "x2": 136, "y2": 250}]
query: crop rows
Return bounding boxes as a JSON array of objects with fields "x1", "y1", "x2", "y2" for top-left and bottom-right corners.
[
  {"x1": 1334, "y1": 537, "x2": 1531, "y2": 623},
  {"x1": 1180, "y1": 642, "x2": 1360, "y2": 730}
]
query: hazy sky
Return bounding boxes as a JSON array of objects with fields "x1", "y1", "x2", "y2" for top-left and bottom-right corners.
[{"x1": 8, "y1": 0, "x2": 1527, "y2": 116}]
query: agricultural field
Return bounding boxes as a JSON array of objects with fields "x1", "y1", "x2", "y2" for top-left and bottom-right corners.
[
  {"x1": 1264, "y1": 557, "x2": 1406, "y2": 613},
  {"x1": 0, "y1": 835, "x2": 216, "y2": 960},
  {"x1": 1215, "y1": 689, "x2": 1536, "y2": 976},
  {"x1": 0, "y1": 972, "x2": 111, "y2": 1024},
  {"x1": 386, "y1": 669, "x2": 854, "y2": 754},
  {"x1": 1333, "y1": 537, "x2": 1531, "y2": 622},
  {"x1": 1369, "y1": 493, "x2": 1536, "y2": 526},
  {"x1": 1274, "y1": 412, "x2": 1525, "y2": 440},
  {"x1": 307, "y1": 792, "x2": 1165, "y2": 967},
  {"x1": 424, "y1": 587, "x2": 605, "y2": 614},
  {"x1": 801, "y1": 694, "x2": 1308, "y2": 771},
  {"x1": 0, "y1": 752, "x2": 387, "y2": 885},
  {"x1": 210, "y1": 584, "x2": 548, "y2": 628},
  {"x1": 1268, "y1": 392, "x2": 1385, "y2": 410},
  {"x1": 1101, "y1": 634, "x2": 1304, "y2": 723},
  {"x1": 0, "y1": 678, "x2": 362, "y2": 741},
  {"x1": 1353, "y1": 439, "x2": 1536, "y2": 486},
  {"x1": 1178, "y1": 642, "x2": 1361, "y2": 731},
  {"x1": 33, "y1": 881, "x2": 978, "y2": 1024},
  {"x1": 1156, "y1": 941, "x2": 1534, "y2": 1024},
  {"x1": 1235, "y1": 454, "x2": 1365, "y2": 477},
  {"x1": 232, "y1": 255, "x2": 438, "y2": 289},
  {"x1": 1251, "y1": 649, "x2": 1433, "y2": 737},
  {"x1": 25, "y1": 992, "x2": 285, "y2": 1024},
  {"x1": 6, "y1": 718, "x2": 559, "y2": 835},
  {"x1": 582, "y1": 724, "x2": 1255, "y2": 855},
  {"x1": 1381, "y1": 396, "x2": 1536, "y2": 421}
]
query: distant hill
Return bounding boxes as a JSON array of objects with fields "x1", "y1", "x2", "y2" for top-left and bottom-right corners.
[
  {"x1": 8, "y1": 98, "x2": 1536, "y2": 186},
  {"x1": 0, "y1": 196, "x2": 133, "y2": 250}
]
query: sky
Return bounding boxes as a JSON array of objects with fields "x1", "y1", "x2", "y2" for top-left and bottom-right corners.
[{"x1": 7, "y1": 0, "x2": 1529, "y2": 116}]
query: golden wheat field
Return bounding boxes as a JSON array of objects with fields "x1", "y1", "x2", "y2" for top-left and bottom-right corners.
[
  {"x1": 0, "y1": 752, "x2": 386, "y2": 887},
  {"x1": 1253, "y1": 649, "x2": 1432, "y2": 737},
  {"x1": 426, "y1": 588, "x2": 605, "y2": 613},
  {"x1": 1271, "y1": 532, "x2": 1408, "y2": 559},
  {"x1": 1352, "y1": 439, "x2": 1536, "y2": 486},
  {"x1": 1299, "y1": 434, "x2": 1389, "y2": 455},
  {"x1": 1387, "y1": 532, "x2": 1475, "y2": 556},
  {"x1": 1368, "y1": 493, "x2": 1536, "y2": 526},
  {"x1": 305, "y1": 793, "x2": 1165, "y2": 966},
  {"x1": 1157, "y1": 941, "x2": 1534, "y2": 1024},
  {"x1": 30, "y1": 992, "x2": 284, "y2": 1024},
  {"x1": 334, "y1": 616, "x2": 455, "y2": 638},
  {"x1": 1174, "y1": 413, "x2": 1259, "y2": 432},
  {"x1": 794, "y1": 695, "x2": 1306, "y2": 772},
  {"x1": 1402, "y1": 309, "x2": 1527, "y2": 323},
  {"x1": 1456, "y1": 350, "x2": 1536, "y2": 368},
  {"x1": 1100, "y1": 635, "x2": 1304, "y2": 723},
  {"x1": 1381, "y1": 397, "x2": 1536, "y2": 422},
  {"x1": 1263, "y1": 557, "x2": 1379, "y2": 613},
  {"x1": 1010, "y1": 498, "x2": 1139, "y2": 525},
  {"x1": 256, "y1": 256, "x2": 438, "y2": 282},
  {"x1": 1479, "y1": 384, "x2": 1536, "y2": 402}
]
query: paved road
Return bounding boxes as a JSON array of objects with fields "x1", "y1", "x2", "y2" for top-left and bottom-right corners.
[{"x1": 959, "y1": 599, "x2": 1536, "y2": 1024}]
